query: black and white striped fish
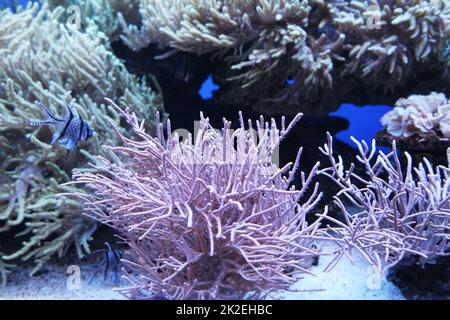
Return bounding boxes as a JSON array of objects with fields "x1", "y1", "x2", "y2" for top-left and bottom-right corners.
[
  {"x1": 30, "y1": 100, "x2": 93, "y2": 150},
  {"x1": 84, "y1": 242, "x2": 123, "y2": 284}
]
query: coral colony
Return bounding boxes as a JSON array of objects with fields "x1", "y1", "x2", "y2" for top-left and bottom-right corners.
[
  {"x1": 120, "y1": 0, "x2": 449, "y2": 90},
  {"x1": 318, "y1": 134, "x2": 450, "y2": 278},
  {"x1": 68, "y1": 100, "x2": 325, "y2": 299},
  {"x1": 119, "y1": 0, "x2": 450, "y2": 115},
  {"x1": 0, "y1": 0, "x2": 449, "y2": 300},
  {"x1": 65, "y1": 99, "x2": 449, "y2": 300}
]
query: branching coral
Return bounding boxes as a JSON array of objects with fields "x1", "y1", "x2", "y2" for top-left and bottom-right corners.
[
  {"x1": 335, "y1": 0, "x2": 450, "y2": 91},
  {"x1": 117, "y1": 0, "x2": 449, "y2": 115},
  {"x1": 0, "y1": 2, "x2": 163, "y2": 279},
  {"x1": 48, "y1": 0, "x2": 141, "y2": 42},
  {"x1": 67, "y1": 99, "x2": 326, "y2": 299},
  {"x1": 318, "y1": 134, "x2": 450, "y2": 278},
  {"x1": 119, "y1": 0, "x2": 343, "y2": 99}
]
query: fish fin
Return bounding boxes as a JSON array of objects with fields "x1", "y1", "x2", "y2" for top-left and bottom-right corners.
[
  {"x1": 36, "y1": 101, "x2": 65, "y2": 122},
  {"x1": 51, "y1": 133, "x2": 63, "y2": 144},
  {"x1": 62, "y1": 101, "x2": 75, "y2": 119},
  {"x1": 30, "y1": 120, "x2": 54, "y2": 126},
  {"x1": 64, "y1": 139, "x2": 78, "y2": 151},
  {"x1": 74, "y1": 107, "x2": 82, "y2": 119}
]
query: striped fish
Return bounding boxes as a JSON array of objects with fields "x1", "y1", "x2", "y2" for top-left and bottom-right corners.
[
  {"x1": 30, "y1": 100, "x2": 93, "y2": 150},
  {"x1": 84, "y1": 242, "x2": 123, "y2": 284}
]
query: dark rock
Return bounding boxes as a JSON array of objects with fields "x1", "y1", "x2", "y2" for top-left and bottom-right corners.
[{"x1": 387, "y1": 256, "x2": 450, "y2": 300}]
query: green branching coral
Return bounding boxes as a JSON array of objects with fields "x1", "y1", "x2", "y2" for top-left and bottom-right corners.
[
  {"x1": 0, "y1": 2, "x2": 164, "y2": 281},
  {"x1": 48, "y1": 0, "x2": 141, "y2": 42},
  {"x1": 119, "y1": 0, "x2": 450, "y2": 114}
]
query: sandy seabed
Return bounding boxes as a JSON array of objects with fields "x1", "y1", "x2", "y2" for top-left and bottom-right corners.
[
  {"x1": 0, "y1": 243, "x2": 405, "y2": 300},
  {"x1": 0, "y1": 261, "x2": 126, "y2": 300}
]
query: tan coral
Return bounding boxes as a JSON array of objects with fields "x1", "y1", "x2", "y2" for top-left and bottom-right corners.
[
  {"x1": 118, "y1": 0, "x2": 449, "y2": 114},
  {"x1": 119, "y1": 0, "x2": 329, "y2": 89},
  {"x1": 336, "y1": 0, "x2": 450, "y2": 90},
  {"x1": 381, "y1": 92, "x2": 450, "y2": 139},
  {"x1": 47, "y1": 0, "x2": 141, "y2": 41}
]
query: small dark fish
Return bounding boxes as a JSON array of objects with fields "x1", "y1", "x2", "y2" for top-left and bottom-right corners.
[
  {"x1": 311, "y1": 244, "x2": 320, "y2": 266},
  {"x1": 30, "y1": 100, "x2": 93, "y2": 150}
]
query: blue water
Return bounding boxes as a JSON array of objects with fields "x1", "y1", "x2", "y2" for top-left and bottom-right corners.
[
  {"x1": 3, "y1": 0, "x2": 29, "y2": 9},
  {"x1": 199, "y1": 75, "x2": 219, "y2": 100},
  {"x1": 330, "y1": 103, "x2": 392, "y2": 146}
]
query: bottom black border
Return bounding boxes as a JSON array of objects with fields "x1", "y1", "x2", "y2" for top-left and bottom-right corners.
[{"x1": 0, "y1": 300, "x2": 445, "y2": 319}]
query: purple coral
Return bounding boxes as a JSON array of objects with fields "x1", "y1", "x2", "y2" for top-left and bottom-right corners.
[
  {"x1": 318, "y1": 133, "x2": 450, "y2": 278},
  {"x1": 68, "y1": 99, "x2": 326, "y2": 299}
]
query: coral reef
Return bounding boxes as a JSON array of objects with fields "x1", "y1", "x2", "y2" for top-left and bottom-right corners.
[
  {"x1": 0, "y1": 2, "x2": 163, "y2": 280},
  {"x1": 334, "y1": 0, "x2": 450, "y2": 89},
  {"x1": 118, "y1": 0, "x2": 341, "y2": 111},
  {"x1": 68, "y1": 99, "x2": 327, "y2": 299},
  {"x1": 318, "y1": 134, "x2": 450, "y2": 278},
  {"x1": 118, "y1": 0, "x2": 450, "y2": 115},
  {"x1": 48, "y1": 0, "x2": 141, "y2": 42},
  {"x1": 378, "y1": 92, "x2": 450, "y2": 152}
]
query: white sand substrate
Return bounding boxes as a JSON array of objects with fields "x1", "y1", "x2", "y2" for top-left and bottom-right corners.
[{"x1": 0, "y1": 243, "x2": 405, "y2": 300}]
